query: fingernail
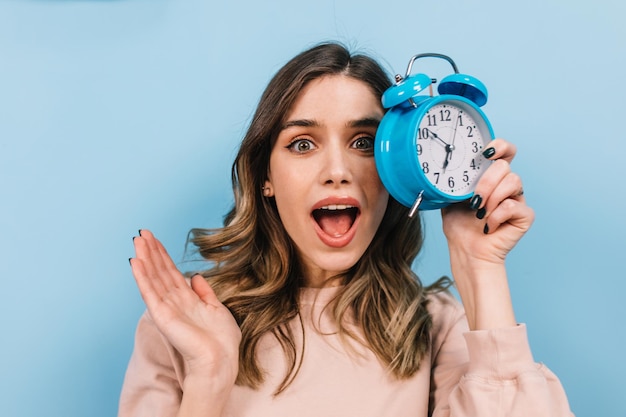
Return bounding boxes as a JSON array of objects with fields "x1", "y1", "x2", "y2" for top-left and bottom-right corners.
[
  {"x1": 469, "y1": 195, "x2": 482, "y2": 210},
  {"x1": 483, "y1": 224, "x2": 489, "y2": 234},
  {"x1": 482, "y1": 147, "x2": 496, "y2": 159},
  {"x1": 476, "y1": 207, "x2": 486, "y2": 219},
  {"x1": 138, "y1": 229, "x2": 143, "y2": 236},
  {"x1": 128, "y1": 258, "x2": 133, "y2": 265}
]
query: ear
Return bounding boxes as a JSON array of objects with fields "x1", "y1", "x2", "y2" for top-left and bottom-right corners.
[{"x1": 262, "y1": 180, "x2": 274, "y2": 197}]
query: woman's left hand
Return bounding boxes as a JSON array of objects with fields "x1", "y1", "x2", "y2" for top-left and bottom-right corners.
[{"x1": 441, "y1": 138, "x2": 535, "y2": 267}]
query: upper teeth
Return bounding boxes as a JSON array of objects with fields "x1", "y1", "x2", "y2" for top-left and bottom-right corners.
[{"x1": 319, "y1": 204, "x2": 354, "y2": 210}]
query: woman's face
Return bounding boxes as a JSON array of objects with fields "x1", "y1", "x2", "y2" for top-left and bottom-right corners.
[{"x1": 265, "y1": 75, "x2": 389, "y2": 287}]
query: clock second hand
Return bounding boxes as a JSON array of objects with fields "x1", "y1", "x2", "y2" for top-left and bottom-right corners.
[{"x1": 444, "y1": 112, "x2": 461, "y2": 172}]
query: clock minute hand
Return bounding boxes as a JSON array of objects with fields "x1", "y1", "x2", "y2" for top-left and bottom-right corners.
[{"x1": 442, "y1": 144, "x2": 454, "y2": 172}]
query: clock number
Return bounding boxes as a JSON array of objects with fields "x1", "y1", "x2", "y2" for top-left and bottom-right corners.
[
  {"x1": 471, "y1": 141, "x2": 480, "y2": 153},
  {"x1": 463, "y1": 171, "x2": 469, "y2": 182},
  {"x1": 457, "y1": 114, "x2": 464, "y2": 126},
  {"x1": 439, "y1": 109, "x2": 451, "y2": 122},
  {"x1": 417, "y1": 128, "x2": 429, "y2": 140},
  {"x1": 448, "y1": 176, "x2": 455, "y2": 189},
  {"x1": 466, "y1": 126, "x2": 474, "y2": 137},
  {"x1": 433, "y1": 172, "x2": 440, "y2": 184},
  {"x1": 417, "y1": 143, "x2": 422, "y2": 155},
  {"x1": 422, "y1": 162, "x2": 429, "y2": 174},
  {"x1": 470, "y1": 158, "x2": 478, "y2": 170},
  {"x1": 427, "y1": 114, "x2": 437, "y2": 127}
]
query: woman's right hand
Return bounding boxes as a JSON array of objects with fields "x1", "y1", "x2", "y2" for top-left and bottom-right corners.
[{"x1": 129, "y1": 229, "x2": 241, "y2": 387}]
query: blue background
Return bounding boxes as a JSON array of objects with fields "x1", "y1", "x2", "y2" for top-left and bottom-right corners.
[{"x1": 1, "y1": 1, "x2": 624, "y2": 416}]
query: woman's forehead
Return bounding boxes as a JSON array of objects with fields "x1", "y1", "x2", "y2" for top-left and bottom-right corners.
[{"x1": 283, "y1": 75, "x2": 383, "y2": 124}]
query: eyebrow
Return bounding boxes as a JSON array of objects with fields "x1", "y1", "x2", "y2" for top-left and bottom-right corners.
[
  {"x1": 281, "y1": 119, "x2": 319, "y2": 130},
  {"x1": 280, "y1": 117, "x2": 381, "y2": 131},
  {"x1": 348, "y1": 117, "x2": 381, "y2": 129}
]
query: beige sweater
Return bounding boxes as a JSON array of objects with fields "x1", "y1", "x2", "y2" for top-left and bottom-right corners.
[{"x1": 118, "y1": 288, "x2": 573, "y2": 417}]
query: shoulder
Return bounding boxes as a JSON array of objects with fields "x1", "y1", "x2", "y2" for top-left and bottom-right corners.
[
  {"x1": 425, "y1": 290, "x2": 469, "y2": 354},
  {"x1": 426, "y1": 289, "x2": 464, "y2": 325}
]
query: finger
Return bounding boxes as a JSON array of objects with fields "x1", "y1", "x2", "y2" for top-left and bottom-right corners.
[
  {"x1": 152, "y1": 234, "x2": 187, "y2": 288},
  {"x1": 129, "y1": 256, "x2": 167, "y2": 310},
  {"x1": 138, "y1": 230, "x2": 169, "y2": 278},
  {"x1": 472, "y1": 159, "x2": 512, "y2": 210},
  {"x1": 482, "y1": 138, "x2": 517, "y2": 163},
  {"x1": 190, "y1": 274, "x2": 221, "y2": 307},
  {"x1": 139, "y1": 230, "x2": 185, "y2": 290},
  {"x1": 484, "y1": 198, "x2": 535, "y2": 235},
  {"x1": 132, "y1": 234, "x2": 168, "y2": 297},
  {"x1": 482, "y1": 172, "x2": 524, "y2": 215}
]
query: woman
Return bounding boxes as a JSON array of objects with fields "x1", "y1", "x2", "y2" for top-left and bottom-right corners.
[{"x1": 119, "y1": 42, "x2": 573, "y2": 416}]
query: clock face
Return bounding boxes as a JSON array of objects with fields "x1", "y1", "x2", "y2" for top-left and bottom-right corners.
[{"x1": 416, "y1": 101, "x2": 491, "y2": 195}]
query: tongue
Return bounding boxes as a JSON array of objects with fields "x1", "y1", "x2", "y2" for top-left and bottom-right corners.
[{"x1": 317, "y1": 211, "x2": 353, "y2": 237}]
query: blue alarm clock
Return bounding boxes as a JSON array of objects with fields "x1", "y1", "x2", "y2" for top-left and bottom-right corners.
[{"x1": 375, "y1": 53, "x2": 494, "y2": 216}]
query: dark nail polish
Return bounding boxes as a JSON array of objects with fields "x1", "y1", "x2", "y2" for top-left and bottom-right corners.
[
  {"x1": 483, "y1": 224, "x2": 489, "y2": 234},
  {"x1": 482, "y1": 147, "x2": 496, "y2": 159},
  {"x1": 470, "y1": 195, "x2": 482, "y2": 210},
  {"x1": 128, "y1": 258, "x2": 133, "y2": 265},
  {"x1": 138, "y1": 229, "x2": 143, "y2": 236},
  {"x1": 476, "y1": 207, "x2": 486, "y2": 219}
]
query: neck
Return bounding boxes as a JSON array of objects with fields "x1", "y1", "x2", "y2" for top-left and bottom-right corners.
[{"x1": 301, "y1": 273, "x2": 346, "y2": 288}]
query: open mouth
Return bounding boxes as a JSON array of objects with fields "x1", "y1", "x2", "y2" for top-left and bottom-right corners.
[{"x1": 312, "y1": 205, "x2": 359, "y2": 238}]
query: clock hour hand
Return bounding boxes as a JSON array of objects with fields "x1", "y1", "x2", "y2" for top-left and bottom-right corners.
[
  {"x1": 426, "y1": 129, "x2": 449, "y2": 148},
  {"x1": 427, "y1": 129, "x2": 455, "y2": 171}
]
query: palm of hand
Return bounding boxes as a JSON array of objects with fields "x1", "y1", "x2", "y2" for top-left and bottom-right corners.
[{"x1": 130, "y1": 230, "x2": 241, "y2": 382}]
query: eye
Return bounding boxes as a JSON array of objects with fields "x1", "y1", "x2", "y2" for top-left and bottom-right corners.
[
  {"x1": 352, "y1": 136, "x2": 374, "y2": 152},
  {"x1": 286, "y1": 138, "x2": 316, "y2": 154}
]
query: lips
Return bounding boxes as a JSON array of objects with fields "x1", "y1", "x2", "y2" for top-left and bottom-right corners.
[{"x1": 311, "y1": 198, "x2": 361, "y2": 248}]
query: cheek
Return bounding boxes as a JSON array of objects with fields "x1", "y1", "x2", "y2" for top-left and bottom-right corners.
[
  {"x1": 267, "y1": 154, "x2": 287, "y2": 196},
  {"x1": 362, "y1": 165, "x2": 389, "y2": 224},
  {"x1": 270, "y1": 168, "x2": 303, "y2": 209},
  {"x1": 373, "y1": 189, "x2": 389, "y2": 225},
  {"x1": 364, "y1": 161, "x2": 388, "y2": 200},
  {"x1": 268, "y1": 171, "x2": 303, "y2": 227}
]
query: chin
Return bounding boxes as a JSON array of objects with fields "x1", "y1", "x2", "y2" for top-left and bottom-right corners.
[{"x1": 303, "y1": 249, "x2": 364, "y2": 282}]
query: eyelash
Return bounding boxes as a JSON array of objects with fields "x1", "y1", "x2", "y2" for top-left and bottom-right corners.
[
  {"x1": 286, "y1": 138, "x2": 315, "y2": 153},
  {"x1": 285, "y1": 135, "x2": 375, "y2": 154},
  {"x1": 352, "y1": 136, "x2": 374, "y2": 151}
]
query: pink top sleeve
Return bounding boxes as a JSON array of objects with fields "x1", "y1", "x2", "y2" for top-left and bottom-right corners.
[
  {"x1": 118, "y1": 312, "x2": 184, "y2": 417},
  {"x1": 428, "y1": 294, "x2": 574, "y2": 416}
]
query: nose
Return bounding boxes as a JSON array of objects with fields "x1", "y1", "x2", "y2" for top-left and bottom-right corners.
[{"x1": 320, "y1": 143, "x2": 353, "y2": 186}]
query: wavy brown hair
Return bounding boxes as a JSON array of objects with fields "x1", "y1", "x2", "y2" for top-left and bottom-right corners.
[{"x1": 189, "y1": 42, "x2": 451, "y2": 394}]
